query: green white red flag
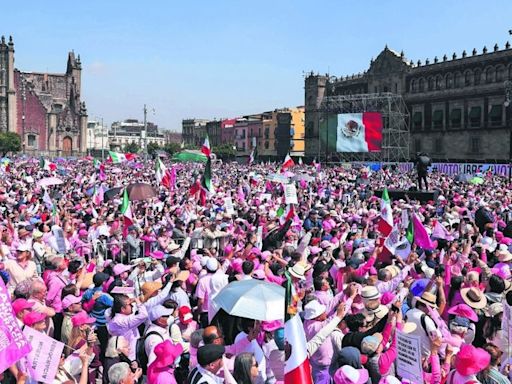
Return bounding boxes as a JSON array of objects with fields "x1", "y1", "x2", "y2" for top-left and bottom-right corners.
[
  {"x1": 108, "y1": 151, "x2": 136, "y2": 164},
  {"x1": 377, "y1": 188, "x2": 393, "y2": 236},
  {"x1": 201, "y1": 135, "x2": 211, "y2": 157},
  {"x1": 120, "y1": 188, "x2": 133, "y2": 237}
]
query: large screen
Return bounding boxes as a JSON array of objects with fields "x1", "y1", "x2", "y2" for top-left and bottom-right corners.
[{"x1": 319, "y1": 112, "x2": 383, "y2": 153}]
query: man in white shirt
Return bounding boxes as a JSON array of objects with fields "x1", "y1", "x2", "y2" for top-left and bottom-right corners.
[{"x1": 144, "y1": 305, "x2": 173, "y2": 365}]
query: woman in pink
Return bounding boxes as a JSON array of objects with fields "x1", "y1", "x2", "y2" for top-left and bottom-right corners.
[
  {"x1": 146, "y1": 340, "x2": 183, "y2": 384},
  {"x1": 141, "y1": 227, "x2": 156, "y2": 257}
]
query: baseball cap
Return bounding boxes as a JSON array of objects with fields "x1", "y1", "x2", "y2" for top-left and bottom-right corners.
[
  {"x1": 71, "y1": 311, "x2": 96, "y2": 327},
  {"x1": 12, "y1": 298, "x2": 34, "y2": 315},
  {"x1": 23, "y1": 311, "x2": 47, "y2": 326},
  {"x1": 62, "y1": 294, "x2": 82, "y2": 310},
  {"x1": 149, "y1": 305, "x2": 175, "y2": 322}
]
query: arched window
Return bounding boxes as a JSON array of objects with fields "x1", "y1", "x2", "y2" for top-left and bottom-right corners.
[
  {"x1": 435, "y1": 75, "x2": 442, "y2": 90},
  {"x1": 453, "y1": 73, "x2": 460, "y2": 88},
  {"x1": 474, "y1": 69, "x2": 481, "y2": 85},
  {"x1": 428, "y1": 77, "x2": 434, "y2": 91},
  {"x1": 486, "y1": 67, "x2": 495, "y2": 83},
  {"x1": 496, "y1": 65, "x2": 505, "y2": 82},
  {"x1": 464, "y1": 70, "x2": 472, "y2": 86},
  {"x1": 410, "y1": 79, "x2": 416, "y2": 92},
  {"x1": 446, "y1": 73, "x2": 453, "y2": 89},
  {"x1": 418, "y1": 78, "x2": 425, "y2": 92}
]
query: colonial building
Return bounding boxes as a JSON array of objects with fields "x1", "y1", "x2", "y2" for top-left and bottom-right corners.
[
  {"x1": 305, "y1": 42, "x2": 512, "y2": 162},
  {"x1": 182, "y1": 118, "x2": 209, "y2": 147},
  {"x1": 0, "y1": 36, "x2": 87, "y2": 155},
  {"x1": 109, "y1": 119, "x2": 165, "y2": 151}
]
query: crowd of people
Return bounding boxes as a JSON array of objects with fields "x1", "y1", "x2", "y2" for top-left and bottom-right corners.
[{"x1": 0, "y1": 154, "x2": 511, "y2": 384}]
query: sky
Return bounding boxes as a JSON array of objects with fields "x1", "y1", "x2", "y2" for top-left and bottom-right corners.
[{"x1": 2, "y1": 1, "x2": 512, "y2": 131}]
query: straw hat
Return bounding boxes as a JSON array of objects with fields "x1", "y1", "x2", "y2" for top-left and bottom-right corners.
[
  {"x1": 288, "y1": 263, "x2": 310, "y2": 280},
  {"x1": 415, "y1": 291, "x2": 438, "y2": 309},
  {"x1": 461, "y1": 287, "x2": 487, "y2": 310},
  {"x1": 141, "y1": 281, "x2": 162, "y2": 302}
]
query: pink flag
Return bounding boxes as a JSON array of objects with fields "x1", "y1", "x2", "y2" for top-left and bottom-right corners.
[
  {"x1": 169, "y1": 166, "x2": 177, "y2": 191},
  {"x1": 237, "y1": 186, "x2": 245, "y2": 202},
  {"x1": 412, "y1": 213, "x2": 437, "y2": 250},
  {"x1": 432, "y1": 221, "x2": 455, "y2": 241},
  {"x1": 0, "y1": 279, "x2": 32, "y2": 373}
]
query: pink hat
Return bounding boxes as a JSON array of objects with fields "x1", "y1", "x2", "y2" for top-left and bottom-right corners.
[
  {"x1": 261, "y1": 251, "x2": 272, "y2": 261},
  {"x1": 309, "y1": 246, "x2": 322, "y2": 255},
  {"x1": 447, "y1": 303, "x2": 478, "y2": 322},
  {"x1": 455, "y1": 344, "x2": 490, "y2": 376},
  {"x1": 251, "y1": 270, "x2": 266, "y2": 280},
  {"x1": 381, "y1": 292, "x2": 396, "y2": 306},
  {"x1": 78, "y1": 229, "x2": 88, "y2": 237},
  {"x1": 23, "y1": 311, "x2": 47, "y2": 326},
  {"x1": 491, "y1": 265, "x2": 511, "y2": 280},
  {"x1": 113, "y1": 263, "x2": 133, "y2": 276},
  {"x1": 151, "y1": 250, "x2": 165, "y2": 260},
  {"x1": 12, "y1": 298, "x2": 34, "y2": 315},
  {"x1": 151, "y1": 340, "x2": 183, "y2": 369},
  {"x1": 261, "y1": 320, "x2": 283, "y2": 332},
  {"x1": 62, "y1": 294, "x2": 82, "y2": 310},
  {"x1": 334, "y1": 365, "x2": 369, "y2": 384},
  {"x1": 71, "y1": 311, "x2": 96, "y2": 327}
]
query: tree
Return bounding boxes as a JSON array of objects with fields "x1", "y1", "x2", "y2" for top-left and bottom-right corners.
[
  {"x1": 0, "y1": 132, "x2": 21, "y2": 156},
  {"x1": 213, "y1": 144, "x2": 236, "y2": 160},
  {"x1": 163, "y1": 142, "x2": 182, "y2": 156},
  {"x1": 124, "y1": 142, "x2": 140, "y2": 154},
  {"x1": 147, "y1": 142, "x2": 161, "y2": 156}
]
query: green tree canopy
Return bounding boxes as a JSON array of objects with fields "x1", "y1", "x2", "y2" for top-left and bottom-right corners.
[
  {"x1": 124, "y1": 142, "x2": 140, "y2": 154},
  {"x1": 0, "y1": 132, "x2": 21, "y2": 156}
]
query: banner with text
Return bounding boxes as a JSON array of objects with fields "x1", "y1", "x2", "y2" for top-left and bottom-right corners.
[
  {"x1": 23, "y1": 326, "x2": 64, "y2": 384},
  {"x1": 396, "y1": 330, "x2": 423, "y2": 383},
  {"x1": 0, "y1": 279, "x2": 32, "y2": 373},
  {"x1": 362, "y1": 162, "x2": 510, "y2": 176}
]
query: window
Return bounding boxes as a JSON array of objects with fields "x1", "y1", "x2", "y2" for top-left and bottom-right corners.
[
  {"x1": 435, "y1": 76, "x2": 442, "y2": 90},
  {"x1": 412, "y1": 112, "x2": 422, "y2": 130},
  {"x1": 419, "y1": 79, "x2": 424, "y2": 92},
  {"x1": 27, "y1": 134, "x2": 36, "y2": 147},
  {"x1": 264, "y1": 141, "x2": 269, "y2": 149},
  {"x1": 434, "y1": 138, "x2": 443, "y2": 153},
  {"x1": 428, "y1": 78, "x2": 434, "y2": 91},
  {"x1": 454, "y1": 73, "x2": 460, "y2": 87},
  {"x1": 410, "y1": 80, "x2": 416, "y2": 92},
  {"x1": 471, "y1": 137, "x2": 480, "y2": 153},
  {"x1": 497, "y1": 66, "x2": 505, "y2": 82},
  {"x1": 464, "y1": 71, "x2": 472, "y2": 86},
  {"x1": 474, "y1": 70, "x2": 481, "y2": 85},
  {"x1": 432, "y1": 110, "x2": 444, "y2": 129},
  {"x1": 486, "y1": 67, "x2": 494, "y2": 83},
  {"x1": 469, "y1": 106, "x2": 482, "y2": 127},
  {"x1": 489, "y1": 105, "x2": 503, "y2": 126},
  {"x1": 446, "y1": 74, "x2": 453, "y2": 89},
  {"x1": 450, "y1": 108, "x2": 462, "y2": 128}
]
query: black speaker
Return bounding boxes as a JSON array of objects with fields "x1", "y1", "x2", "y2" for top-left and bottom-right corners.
[{"x1": 374, "y1": 190, "x2": 438, "y2": 202}]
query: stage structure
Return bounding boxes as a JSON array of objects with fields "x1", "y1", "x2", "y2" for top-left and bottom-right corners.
[{"x1": 315, "y1": 93, "x2": 409, "y2": 163}]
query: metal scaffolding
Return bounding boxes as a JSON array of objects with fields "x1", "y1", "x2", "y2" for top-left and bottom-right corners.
[{"x1": 315, "y1": 93, "x2": 410, "y2": 163}]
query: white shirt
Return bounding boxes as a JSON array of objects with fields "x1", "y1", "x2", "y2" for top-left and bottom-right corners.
[
  {"x1": 144, "y1": 323, "x2": 169, "y2": 365},
  {"x1": 404, "y1": 307, "x2": 439, "y2": 358}
]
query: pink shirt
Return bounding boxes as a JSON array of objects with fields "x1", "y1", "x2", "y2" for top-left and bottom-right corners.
[{"x1": 195, "y1": 273, "x2": 214, "y2": 313}]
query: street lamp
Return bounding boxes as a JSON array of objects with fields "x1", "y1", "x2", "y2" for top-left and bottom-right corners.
[{"x1": 505, "y1": 80, "x2": 512, "y2": 180}]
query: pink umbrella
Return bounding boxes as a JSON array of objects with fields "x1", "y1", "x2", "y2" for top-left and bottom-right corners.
[{"x1": 37, "y1": 177, "x2": 64, "y2": 187}]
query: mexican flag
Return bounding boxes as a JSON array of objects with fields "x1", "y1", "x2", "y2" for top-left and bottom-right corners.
[
  {"x1": 156, "y1": 158, "x2": 171, "y2": 188},
  {"x1": 201, "y1": 135, "x2": 211, "y2": 157},
  {"x1": 281, "y1": 153, "x2": 294, "y2": 172},
  {"x1": 109, "y1": 151, "x2": 136, "y2": 164},
  {"x1": 120, "y1": 188, "x2": 133, "y2": 237},
  {"x1": 377, "y1": 188, "x2": 393, "y2": 236},
  {"x1": 277, "y1": 204, "x2": 296, "y2": 225},
  {"x1": 248, "y1": 147, "x2": 257, "y2": 165},
  {"x1": 39, "y1": 157, "x2": 56, "y2": 171},
  {"x1": 335, "y1": 112, "x2": 383, "y2": 152},
  {"x1": 201, "y1": 156, "x2": 214, "y2": 193},
  {"x1": 284, "y1": 271, "x2": 313, "y2": 384}
]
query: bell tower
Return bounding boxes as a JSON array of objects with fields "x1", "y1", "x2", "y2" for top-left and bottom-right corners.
[{"x1": 0, "y1": 35, "x2": 16, "y2": 133}]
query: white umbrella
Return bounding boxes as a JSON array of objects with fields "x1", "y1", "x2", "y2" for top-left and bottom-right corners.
[
  {"x1": 212, "y1": 279, "x2": 285, "y2": 321},
  {"x1": 37, "y1": 177, "x2": 63, "y2": 187}
]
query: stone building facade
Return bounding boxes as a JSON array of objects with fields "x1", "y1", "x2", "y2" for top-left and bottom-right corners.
[
  {"x1": 305, "y1": 43, "x2": 512, "y2": 162},
  {"x1": 0, "y1": 36, "x2": 87, "y2": 155}
]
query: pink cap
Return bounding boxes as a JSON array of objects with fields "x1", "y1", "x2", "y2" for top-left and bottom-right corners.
[
  {"x1": 151, "y1": 250, "x2": 165, "y2": 260},
  {"x1": 23, "y1": 311, "x2": 47, "y2": 326},
  {"x1": 71, "y1": 311, "x2": 96, "y2": 327},
  {"x1": 62, "y1": 294, "x2": 82, "y2": 310},
  {"x1": 381, "y1": 292, "x2": 396, "y2": 306},
  {"x1": 12, "y1": 298, "x2": 34, "y2": 315},
  {"x1": 261, "y1": 320, "x2": 283, "y2": 332},
  {"x1": 78, "y1": 229, "x2": 88, "y2": 237},
  {"x1": 113, "y1": 263, "x2": 133, "y2": 276}
]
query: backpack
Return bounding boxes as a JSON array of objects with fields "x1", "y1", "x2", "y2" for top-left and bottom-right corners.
[{"x1": 135, "y1": 330, "x2": 164, "y2": 374}]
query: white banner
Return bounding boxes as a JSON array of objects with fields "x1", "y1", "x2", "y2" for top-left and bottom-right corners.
[
  {"x1": 23, "y1": 326, "x2": 65, "y2": 384},
  {"x1": 401, "y1": 209, "x2": 409, "y2": 230},
  {"x1": 256, "y1": 226, "x2": 263, "y2": 250},
  {"x1": 224, "y1": 197, "x2": 235, "y2": 216},
  {"x1": 284, "y1": 184, "x2": 298, "y2": 205},
  {"x1": 396, "y1": 330, "x2": 423, "y2": 384}
]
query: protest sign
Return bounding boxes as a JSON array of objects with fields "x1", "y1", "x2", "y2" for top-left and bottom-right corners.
[
  {"x1": 23, "y1": 326, "x2": 65, "y2": 384},
  {"x1": 260, "y1": 193, "x2": 272, "y2": 202},
  {"x1": 111, "y1": 286, "x2": 135, "y2": 295},
  {"x1": 284, "y1": 184, "x2": 298, "y2": 205},
  {"x1": 225, "y1": 197, "x2": 235, "y2": 216},
  {"x1": 255, "y1": 226, "x2": 263, "y2": 250},
  {"x1": 401, "y1": 209, "x2": 409, "y2": 230},
  {"x1": 52, "y1": 226, "x2": 66, "y2": 254},
  {"x1": 0, "y1": 279, "x2": 32, "y2": 373},
  {"x1": 396, "y1": 329, "x2": 423, "y2": 383}
]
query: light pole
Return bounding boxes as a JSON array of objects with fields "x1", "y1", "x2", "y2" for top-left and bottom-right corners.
[{"x1": 505, "y1": 80, "x2": 512, "y2": 180}]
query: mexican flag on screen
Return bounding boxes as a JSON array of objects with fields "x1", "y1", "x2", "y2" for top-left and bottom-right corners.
[{"x1": 335, "y1": 112, "x2": 383, "y2": 153}]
